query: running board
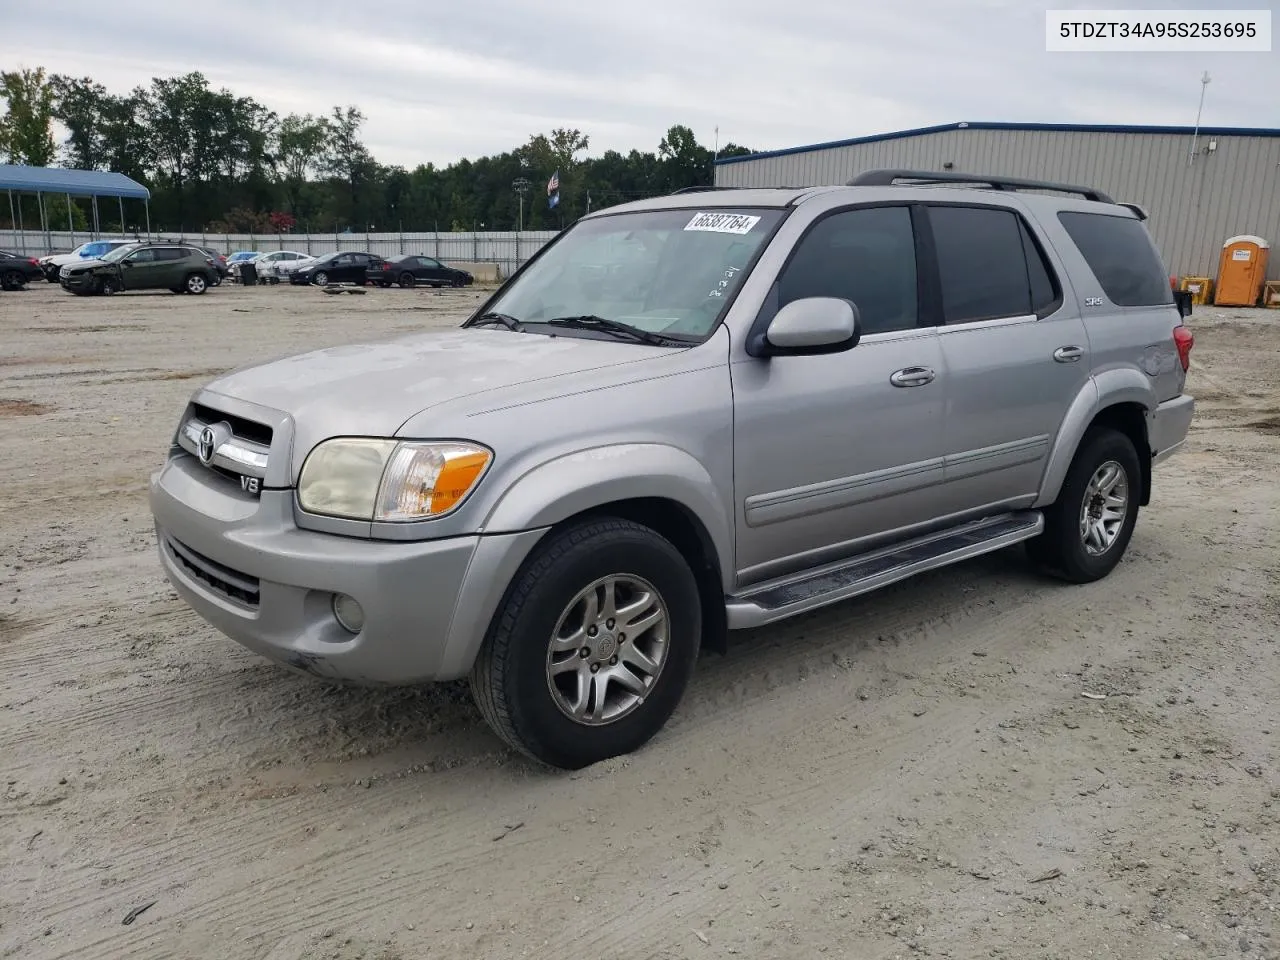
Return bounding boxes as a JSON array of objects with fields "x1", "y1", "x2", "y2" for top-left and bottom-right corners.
[{"x1": 725, "y1": 511, "x2": 1043, "y2": 629}]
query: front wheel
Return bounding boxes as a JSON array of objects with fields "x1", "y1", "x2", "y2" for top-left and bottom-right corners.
[
  {"x1": 185, "y1": 273, "x2": 208, "y2": 295},
  {"x1": 1027, "y1": 427, "x2": 1141, "y2": 583},
  {"x1": 313, "y1": 271, "x2": 328, "y2": 286},
  {"x1": 98, "y1": 277, "x2": 118, "y2": 295},
  {"x1": 470, "y1": 518, "x2": 701, "y2": 769}
]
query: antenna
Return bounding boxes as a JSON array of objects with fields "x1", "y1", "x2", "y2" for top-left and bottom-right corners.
[{"x1": 1189, "y1": 71, "x2": 1211, "y2": 167}]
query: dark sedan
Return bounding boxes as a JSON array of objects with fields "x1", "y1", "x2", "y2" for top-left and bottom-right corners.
[
  {"x1": 290, "y1": 251, "x2": 380, "y2": 286},
  {"x1": 0, "y1": 250, "x2": 44, "y2": 290},
  {"x1": 367, "y1": 254, "x2": 474, "y2": 289}
]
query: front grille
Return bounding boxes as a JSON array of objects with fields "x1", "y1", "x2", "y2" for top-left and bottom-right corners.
[
  {"x1": 191, "y1": 403, "x2": 273, "y2": 446},
  {"x1": 164, "y1": 535, "x2": 260, "y2": 607}
]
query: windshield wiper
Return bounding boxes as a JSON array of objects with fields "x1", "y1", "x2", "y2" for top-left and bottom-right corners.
[
  {"x1": 469, "y1": 311, "x2": 525, "y2": 331},
  {"x1": 541, "y1": 315, "x2": 696, "y2": 346}
]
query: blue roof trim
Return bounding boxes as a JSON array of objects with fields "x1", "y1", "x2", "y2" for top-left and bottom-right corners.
[
  {"x1": 714, "y1": 120, "x2": 1280, "y2": 165},
  {"x1": 0, "y1": 164, "x2": 150, "y2": 199}
]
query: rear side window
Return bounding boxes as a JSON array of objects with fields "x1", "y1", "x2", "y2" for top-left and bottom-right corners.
[
  {"x1": 1057, "y1": 211, "x2": 1172, "y2": 306},
  {"x1": 929, "y1": 206, "x2": 1056, "y2": 323},
  {"x1": 777, "y1": 205, "x2": 918, "y2": 335}
]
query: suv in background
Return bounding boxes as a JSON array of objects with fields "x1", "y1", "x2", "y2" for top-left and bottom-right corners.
[
  {"x1": 39, "y1": 239, "x2": 135, "y2": 281},
  {"x1": 149, "y1": 169, "x2": 1195, "y2": 769},
  {"x1": 61, "y1": 242, "x2": 219, "y2": 295}
]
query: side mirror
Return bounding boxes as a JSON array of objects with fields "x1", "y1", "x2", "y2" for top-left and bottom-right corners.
[
  {"x1": 1173, "y1": 289, "x2": 1193, "y2": 318},
  {"x1": 760, "y1": 297, "x2": 860, "y2": 356}
]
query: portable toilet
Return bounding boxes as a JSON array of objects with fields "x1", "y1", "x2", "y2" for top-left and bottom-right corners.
[{"x1": 1214, "y1": 235, "x2": 1270, "y2": 306}]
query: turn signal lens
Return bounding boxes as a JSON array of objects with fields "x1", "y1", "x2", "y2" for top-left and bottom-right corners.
[{"x1": 375, "y1": 443, "x2": 492, "y2": 520}]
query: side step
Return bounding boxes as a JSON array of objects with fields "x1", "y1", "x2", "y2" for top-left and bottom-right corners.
[{"x1": 725, "y1": 511, "x2": 1043, "y2": 629}]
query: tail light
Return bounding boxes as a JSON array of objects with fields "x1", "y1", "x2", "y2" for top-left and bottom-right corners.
[
  {"x1": 28, "y1": 258, "x2": 39, "y2": 266},
  {"x1": 1173, "y1": 325, "x2": 1194, "y2": 371},
  {"x1": 382, "y1": 263, "x2": 392, "y2": 271}
]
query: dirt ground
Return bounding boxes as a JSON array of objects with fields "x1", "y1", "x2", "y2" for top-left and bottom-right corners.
[{"x1": 1, "y1": 280, "x2": 1277, "y2": 960}]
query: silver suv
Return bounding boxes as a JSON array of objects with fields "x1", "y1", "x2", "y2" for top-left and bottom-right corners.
[{"x1": 149, "y1": 169, "x2": 1196, "y2": 769}]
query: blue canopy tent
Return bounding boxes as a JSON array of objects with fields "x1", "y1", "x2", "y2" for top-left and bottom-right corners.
[{"x1": 0, "y1": 164, "x2": 151, "y2": 255}]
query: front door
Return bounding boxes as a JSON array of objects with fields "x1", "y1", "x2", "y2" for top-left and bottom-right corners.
[
  {"x1": 120, "y1": 247, "x2": 165, "y2": 289},
  {"x1": 923, "y1": 203, "x2": 1090, "y2": 513},
  {"x1": 731, "y1": 205, "x2": 947, "y2": 583},
  {"x1": 418, "y1": 257, "x2": 448, "y2": 283}
]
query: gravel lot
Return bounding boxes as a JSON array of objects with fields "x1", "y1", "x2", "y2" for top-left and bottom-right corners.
[{"x1": 1, "y1": 280, "x2": 1277, "y2": 960}]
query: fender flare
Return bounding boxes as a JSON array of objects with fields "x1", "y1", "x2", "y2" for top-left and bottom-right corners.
[
  {"x1": 1036, "y1": 369, "x2": 1154, "y2": 507},
  {"x1": 482, "y1": 442, "x2": 735, "y2": 585}
]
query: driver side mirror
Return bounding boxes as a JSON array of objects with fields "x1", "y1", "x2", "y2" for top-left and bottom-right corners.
[{"x1": 758, "y1": 297, "x2": 860, "y2": 357}]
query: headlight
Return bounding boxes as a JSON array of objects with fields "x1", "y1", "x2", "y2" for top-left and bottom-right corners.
[{"x1": 297, "y1": 439, "x2": 492, "y2": 522}]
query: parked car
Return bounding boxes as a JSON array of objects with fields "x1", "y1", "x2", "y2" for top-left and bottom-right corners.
[
  {"x1": 193, "y1": 246, "x2": 230, "y2": 284},
  {"x1": 149, "y1": 170, "x2": 1196, "y2": 770},
  {"x1": 254, "y1": 250, "x2": 313, "y2": 283},
  {"x1": 0, "y1": 250, "x2": 44, "y2": 290},
  {"x1": 225, "y1": 251, "x2": 262, "y2": 283},
  {"x1": 289, "y1": 250, "x2": 379, "y2": 285},
  {"x1": 60, "y1": 242, "x2": 219, "y2": 296},
  {"x1": 39, "y1": 239, "x2": 135, "y2": 281},
  {"x1": 368, "y1": 254, "x2": 474, "y2": 288}
]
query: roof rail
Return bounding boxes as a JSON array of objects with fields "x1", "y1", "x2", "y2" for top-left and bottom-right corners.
[
  {"x1": 669, "y1": 185, "x2": 736, "y2": 194},
  {"x1": 847, "y1": 169, "x2": 1115, "y2": 204}
]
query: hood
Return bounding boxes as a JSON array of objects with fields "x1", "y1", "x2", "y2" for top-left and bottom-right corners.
[
  {"x1": 63, "y1": 257, "x2": 114, "y2": 272},
  {"x1": 201, "y1": 326, "x2": 673, "y2": 441}
]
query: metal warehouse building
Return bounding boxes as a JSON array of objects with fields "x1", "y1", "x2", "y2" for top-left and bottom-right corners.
[{"x1": 714, "y1": 121, "x2": 1280, "y2": 282}]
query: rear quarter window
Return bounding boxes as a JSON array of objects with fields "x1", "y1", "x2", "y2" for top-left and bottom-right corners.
[{"x1": 1058, "y1": 211, "x2": 1172, "y2": 307}]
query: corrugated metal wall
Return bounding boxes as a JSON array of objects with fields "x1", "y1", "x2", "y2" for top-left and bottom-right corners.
[{"x1": 715, "y1": 129, "x2": 1280, "y2": 281}]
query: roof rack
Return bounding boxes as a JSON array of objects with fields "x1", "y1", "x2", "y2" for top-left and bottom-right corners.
[
  {"x1": 669, "y1": 185, "x2": 737, "y2": 194},
  {"x1": 847, "y1": 169, "x2": 1115, "y2": 204}
]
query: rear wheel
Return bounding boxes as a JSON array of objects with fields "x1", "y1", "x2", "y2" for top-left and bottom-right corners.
[
  {"x1": 398, "y1": 272, "x2": 416, "y2": 289},
  {"x1": 1027, "y1": 427, "x2": 1141, "y2": 583},
  {"x1": 470, "y1": 518, "x2": 701, "y2": 769},
  {"x1": 185, "y1": 273, "x2": 208, "y2": 295},
  {"x1": 1, "y1": 269, "x2": 24, "y2": 291}
]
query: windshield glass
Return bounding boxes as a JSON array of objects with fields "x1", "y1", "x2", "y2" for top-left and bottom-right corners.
[
  {"x1": 479, "y1": 207, "x2": 784, "y2": 339},
  {"x1": 100, "y1": 244, "x2": 140, "y2": 262}
]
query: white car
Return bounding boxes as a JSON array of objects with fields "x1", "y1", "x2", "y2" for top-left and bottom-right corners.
[
  {"x1": 254, "y1": 250, "x2": 315, "y2": 283},
  {"x1": 39, "y1": 239, "x2": 135, "y2": 281}
]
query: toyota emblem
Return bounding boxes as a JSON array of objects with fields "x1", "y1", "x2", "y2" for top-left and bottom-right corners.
[{"x1": 197, "y1": 426, "x2": 217, "y2": 464}]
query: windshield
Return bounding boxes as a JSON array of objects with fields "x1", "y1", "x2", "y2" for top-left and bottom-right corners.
[
  {"x1": 477, "y1": 207, "x2": 784, "y2": 340},
  {"x1": 100, "y1": 244, "x2": 140, "y2": 262}
]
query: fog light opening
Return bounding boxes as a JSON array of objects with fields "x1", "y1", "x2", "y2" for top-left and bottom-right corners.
[{"x1": 332, "y1": 593, "x2": 365, "y2": 634}]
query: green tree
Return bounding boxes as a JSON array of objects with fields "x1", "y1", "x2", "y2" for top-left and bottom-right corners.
[
  {"x1": 275, "y1": 113, "x2": 330, "y2": 214},
  {"x1": 320, "y1": 105, "x2": 375, "y2": 228},
  {"x1": 0, "y1": 66, "x2": 57, "y2": 165}
]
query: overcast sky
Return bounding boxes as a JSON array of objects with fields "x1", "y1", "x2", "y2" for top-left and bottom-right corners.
[{"x1": 6, "y1": 0, "x2": 1277, "y2": 169}]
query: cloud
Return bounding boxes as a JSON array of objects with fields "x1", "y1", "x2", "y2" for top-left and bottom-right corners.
[{"x1": 8, "y1": 0, "x2": 1277, "y2": 169}]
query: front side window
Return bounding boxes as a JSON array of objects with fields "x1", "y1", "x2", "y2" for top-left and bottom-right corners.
[
  {"x1": 127, "y1": 248, "x2": 157, "y2": 263},
  {"x1": 478, "y1": 207, "x2": 785, "y2": 340},
  {"x1": 775, "y1": 205, "x2": 919, "y2": 335}
]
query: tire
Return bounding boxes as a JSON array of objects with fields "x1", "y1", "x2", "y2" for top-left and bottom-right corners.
[
  {"x1": 313, "y1": 271, "x2": 328, "y2": 286},
  {"x1": 1027, "y1": 427, "x2": 1141, "y2": 583},
  {"x1": 452, "y1": 277, "x2": 464, "y2": 288},
  {"x1": 185, "y1": 273, "x2": 208, "y2": 295},
  {"x1": 398, "y1": 272, "x2": 416, "y2": 289},
  {"x1": 1, "y1": 269, "x2": 24, "y2": 291},
  {"x1": 98, "y1": 277, "x2": 118, "y2": 296},
  {"x1": 210, "y1": 274, "x2": 222, "y2": 287},
  {"x1": 470, "y1": 517, "x2": 702, "y2": 769}
]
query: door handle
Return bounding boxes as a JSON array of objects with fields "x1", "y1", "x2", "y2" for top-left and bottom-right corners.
[
  {"x1": 1053, "y1": 345, "x2": 1084, "y2": 363},
  {"x1": 889, "y1": 366, "x2": 936, "y2": 387}
]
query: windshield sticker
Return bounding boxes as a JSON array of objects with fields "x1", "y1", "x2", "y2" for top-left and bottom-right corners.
[{"x1": 685, "y1": 212, "x2": 761, "y2": 235}]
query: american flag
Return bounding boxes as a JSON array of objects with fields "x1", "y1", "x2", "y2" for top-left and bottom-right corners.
[{"x1": 546, "y1": 170, "x2": 560, "y2": 195}]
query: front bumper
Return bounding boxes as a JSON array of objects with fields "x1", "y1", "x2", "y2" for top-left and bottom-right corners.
[
  {"x1": 1150, "y1": 394, "x2": 1195, "y2": 465},
  {"x1": 149, "y1": 455, "x2": 545, "y2": 684},
  {"x1": 60, "y1": 273, "x2": 95, "y2": 291}
]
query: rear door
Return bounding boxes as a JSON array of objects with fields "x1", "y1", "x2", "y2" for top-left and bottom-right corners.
[{"x1": 925, "y1": 202, "x2": 1089, "y2": 513}]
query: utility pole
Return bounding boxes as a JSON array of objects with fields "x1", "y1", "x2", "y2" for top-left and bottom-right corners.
[
  {"x1": 512, "y1": 177, "x2": 531, "y2": 231},
  {"x1": 1189, "y1": 71, "x2": 1211, "y2": 167}
]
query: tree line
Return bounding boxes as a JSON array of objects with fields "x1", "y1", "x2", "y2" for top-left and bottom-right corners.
[{"x1": 0, "y1": 66, "x2": 754, "y2": 235}]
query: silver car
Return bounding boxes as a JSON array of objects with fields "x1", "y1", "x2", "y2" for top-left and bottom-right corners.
[{"x1": 149, "y1": 170, "x2": 1196, "y2": 769}]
